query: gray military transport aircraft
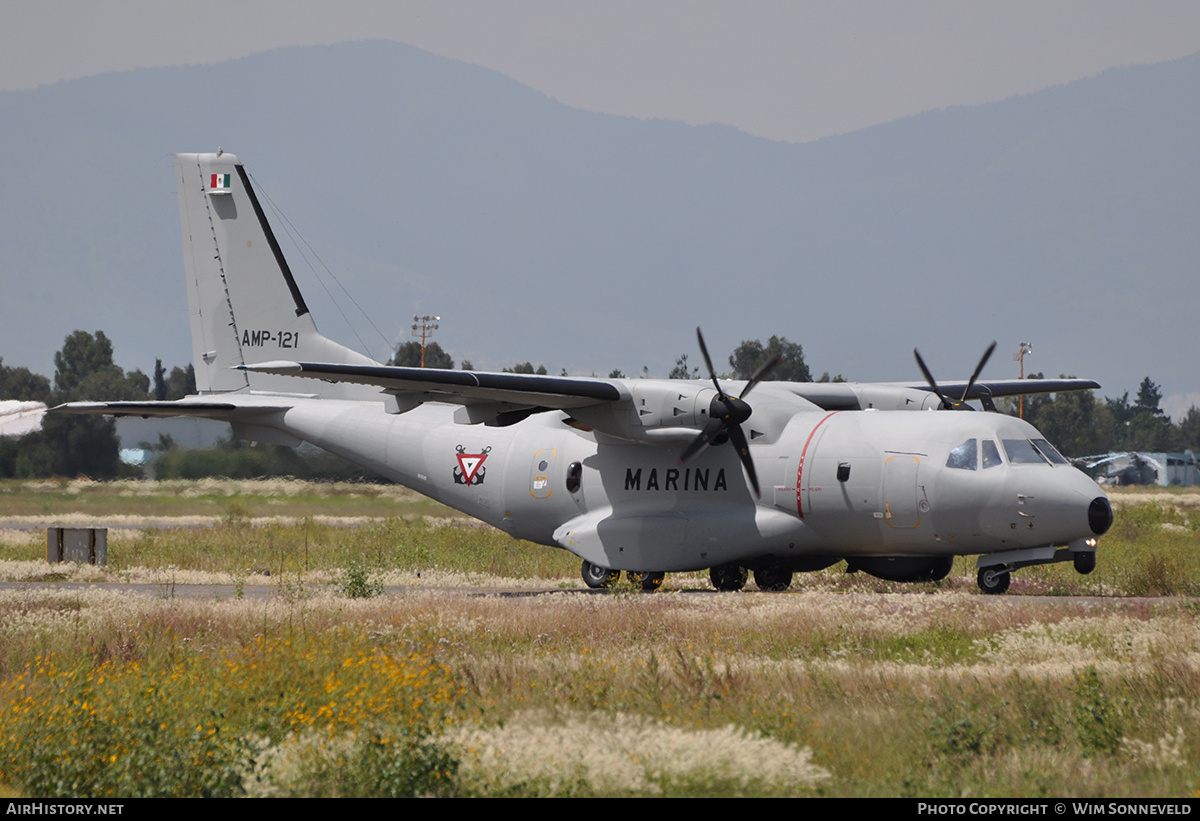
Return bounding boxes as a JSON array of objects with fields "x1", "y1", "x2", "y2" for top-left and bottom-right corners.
[{"x1": 53, "y1": 152, "x2": 1114, "y2": 594}]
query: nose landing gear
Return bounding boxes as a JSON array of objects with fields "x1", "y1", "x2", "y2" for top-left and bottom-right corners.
[
  {"x1": 1074, "y1": 551, "x2": 1096, "y2": 574},
  {"x1": 976, "y1": 541, "x2": 1100, "y2": 594},
  {"x1": 977, "y1": 566, "x2": 1011, "y2": 595}
]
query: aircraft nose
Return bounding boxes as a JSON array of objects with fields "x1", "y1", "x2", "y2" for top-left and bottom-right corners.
[{"x1": 1089, "y1": 496, "x2": 1113, "y2": 535}]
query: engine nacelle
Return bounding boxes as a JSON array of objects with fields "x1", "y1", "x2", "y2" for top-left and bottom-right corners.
[{"x1": 571, "y1": 382, "x2": 718, "y2": 444}]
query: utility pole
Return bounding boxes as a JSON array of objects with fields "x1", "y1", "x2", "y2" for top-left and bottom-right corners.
[
  {"x1": 411, "y1": 315, "x2": 440, "y2": 368},
  {"x1": 1014, "y1": 341, "x2": 1032, "y2": 418}
]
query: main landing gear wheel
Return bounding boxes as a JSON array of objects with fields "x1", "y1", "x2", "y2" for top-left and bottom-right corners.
[
  {"x1": 581, "y1": 560, "x2": 620, "y2": 589},
  {"x1": 753, "y1": 566, "x2": 793, "y2": 592},
  {"x1": 977, "y1": 567, "x2": 1011, "y2": 595},
  {"x1": 626, "y1": 571, "x2": 665, "y2": 591},
  {"x1": 709, "y1": 564, "x2": 748, "y2": 592}
]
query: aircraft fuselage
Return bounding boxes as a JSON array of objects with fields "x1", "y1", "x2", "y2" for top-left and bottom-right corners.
[{"x1": 275, "y1": 395, "x2": 1107, "y2": 575}]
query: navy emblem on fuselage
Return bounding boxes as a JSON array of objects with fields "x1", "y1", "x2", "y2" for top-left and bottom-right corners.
[{"x1": 454, "y1": 445, "x2": 491, "y2": 486}]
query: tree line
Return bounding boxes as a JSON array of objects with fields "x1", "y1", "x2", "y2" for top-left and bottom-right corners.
[
  {"x1": 4, "y1": 331, "x2": 1196, "y2": 480},
  {"x1": 391, "y1": 335, "x2": 845, "y2": 382},
  {"x1": 1, "y1": 331, "x2": 194, "y2": 479},
  {"x1": 1016, "y1": 374, "x2": 1200, "y2": 457}
]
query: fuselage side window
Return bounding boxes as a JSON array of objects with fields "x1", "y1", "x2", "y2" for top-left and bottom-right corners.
[
  {"x1": 946, "y1": 439, "x2": 977, "y2": 470},
  {"x1": 982, "y1": 439, "x2": 1003, "y2": 469},
  {"x1": 565, "y1": 461, "x2": 583, "y2": 493}
]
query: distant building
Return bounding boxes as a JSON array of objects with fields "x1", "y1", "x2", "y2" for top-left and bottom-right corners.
[
  {"x1": 1097, "y1": 452, "x2": 1199, "y2": 487},
  {"x1": 1163, "y1": 453, "x2": 1200, "y2": 487}
]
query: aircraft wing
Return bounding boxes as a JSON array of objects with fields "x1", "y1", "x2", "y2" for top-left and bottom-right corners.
[
  {"x1": 788, "y1": 377, "x2": 1101, "y2": 411},
  {"x1": 50, "y1": 371, "x2": 1099, "y2": 421},
  {"x1": 242, "y1": 361, "x2": 1099, "y2": 415},
  {"x1": 936, "y1": 377, "x2": 1101, "y2": 399},
  {"x1": 241, "y1": 361, "x2": 623, "y2": 409}
]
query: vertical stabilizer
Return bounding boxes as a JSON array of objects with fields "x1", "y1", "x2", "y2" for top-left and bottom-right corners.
[{"x1": 176, "y1": 152, "x2": 380, "y2": 398}]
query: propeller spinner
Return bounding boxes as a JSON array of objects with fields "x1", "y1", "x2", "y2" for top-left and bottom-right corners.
[{"x1": 678, "y1": 328, "x2": 780, "y2": 497}]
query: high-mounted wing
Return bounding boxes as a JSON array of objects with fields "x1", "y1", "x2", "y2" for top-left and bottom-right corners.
[
  {"x1": 241, "y1": 361, "x2": 623, "y2": 416},
  {"x1": 787, "y1": 341, "x2": 1101, "y2": 411},
  {"x1": 788, "y1": 377, "x2": 1101, "y2": 412},
  {"x1": 242, "y1": 354, "x2": 819, "y2": 488},
  {"x1": 940, "y1": 377, "x2": 1101, "y2": 399}
]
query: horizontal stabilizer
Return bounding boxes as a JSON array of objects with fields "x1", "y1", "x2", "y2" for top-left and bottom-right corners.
[{"x1": 49, "y1": 399, "x2": 292, "y2": 420}]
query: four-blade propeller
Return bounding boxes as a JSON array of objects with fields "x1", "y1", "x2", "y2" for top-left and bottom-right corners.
[
  {"x1": 678, "y1": 327, "x2": 780, "y2": 498},
  {"x1": 913, "y1": 341, "x2": 997, "y2": 410}
]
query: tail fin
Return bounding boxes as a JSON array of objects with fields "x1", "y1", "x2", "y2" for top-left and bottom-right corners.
[{"x1": 175, "y1": 152, "x2": 380, "y2": 398}]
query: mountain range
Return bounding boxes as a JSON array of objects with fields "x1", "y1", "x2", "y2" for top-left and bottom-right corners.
[{"x1": 1, "y1": 40, "x2": 1196, "y2": 408}]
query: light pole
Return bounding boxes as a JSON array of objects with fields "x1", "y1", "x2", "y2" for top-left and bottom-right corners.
[
  {"x1": 412, "y1": 315, "x2": 440, "y2": 368},
  {"x1": 1014, "y1": 341, "x2": 1032, "y2": 418}
]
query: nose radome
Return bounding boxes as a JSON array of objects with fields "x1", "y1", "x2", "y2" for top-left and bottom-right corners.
[{"x1": 1089, "y1": 496, "x2": 1113, "y2": 535}]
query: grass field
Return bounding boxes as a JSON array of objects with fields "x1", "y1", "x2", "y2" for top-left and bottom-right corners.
[{"x1": 0, "y1": 479, "x2": 1197, "y2": 797}]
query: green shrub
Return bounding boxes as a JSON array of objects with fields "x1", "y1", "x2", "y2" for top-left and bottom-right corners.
[{"x1": 341, "y1": 562, "x2": 384, "y2": 599}]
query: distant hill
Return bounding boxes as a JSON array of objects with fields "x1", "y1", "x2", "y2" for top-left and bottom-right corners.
[{"x1": 1, "y1": 41, "x2": 1196, "y2": 400}]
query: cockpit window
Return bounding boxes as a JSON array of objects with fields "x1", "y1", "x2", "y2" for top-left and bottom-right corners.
[
  {"x1": 982, "y1": 440, "x2": 1002, "y2": 469},
  {"x1": 1003, "y1": 438, "x2": 1049, "y2": 464},
  {"x1": 946, "y1": 439, "x2": 977, "y2": 470},
  {"x1": 1030, "y1": 438, "x2": 1069, "y2": 465}
]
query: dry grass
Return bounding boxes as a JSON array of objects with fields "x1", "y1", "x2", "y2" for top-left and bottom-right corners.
[
  {"x1": 0, "y1": 480, "x2": 1197, "y2": 796},
  {"x1": 0, "y1": 477, "x2": 464, "y2": 524},
  {"x1": 1107, "y1": 485, "x2": 1200, "y2": 509},
  {"x1": 0, "y1": 585, "x2": 1196, "y2": 796}
]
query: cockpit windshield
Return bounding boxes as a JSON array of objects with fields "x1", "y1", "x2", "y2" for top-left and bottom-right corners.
[
  {"x1": 981, "y1": 439, "x2": 1002, "y2": 469},
  {"x1": 1030, "y1": 438, "x2": 1070, "y2": 465},
  {"x1": 1003, "y1": 438, "x2": 1058, "y2": 465},
  {"x1": 946, "y1": 439, "x2": 977, "y2": 470},
  {"x1": 948, "y1": 438, "x2": 1062, "y2": 469}
]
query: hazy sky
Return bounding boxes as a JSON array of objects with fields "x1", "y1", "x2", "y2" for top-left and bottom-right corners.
[
  {"x1": 4, "y1": 1, "x2": 1200, "y2": 416},
  {"x1": 4, "y1": 0, "x2": 1200, "y2": 143}
]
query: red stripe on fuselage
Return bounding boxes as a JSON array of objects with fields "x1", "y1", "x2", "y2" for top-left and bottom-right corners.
[{"x1": 796, "y1": 412, "x2": 839, "y2": 519}]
